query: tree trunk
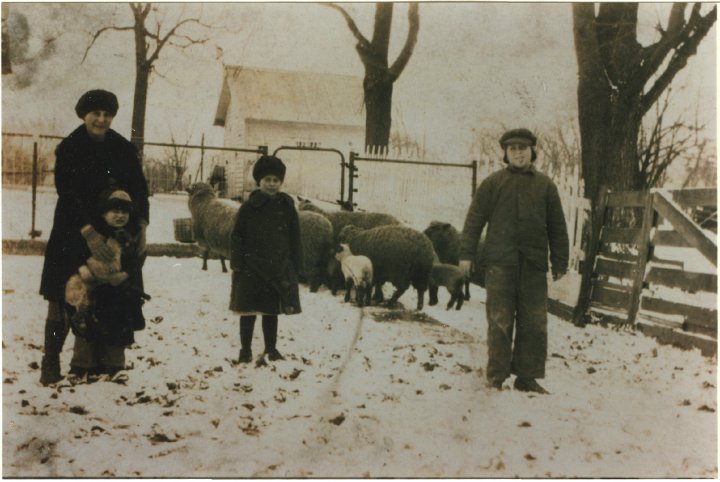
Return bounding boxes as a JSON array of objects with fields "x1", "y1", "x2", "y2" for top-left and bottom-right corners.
[{"x1": 364, "y1": 74, "x2": 393, "y2": 150}]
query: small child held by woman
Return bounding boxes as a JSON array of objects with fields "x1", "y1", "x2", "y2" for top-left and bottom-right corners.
[
  {"x1": 229, "y1": 155, "x2": 302, "y2": 365},
  {"x1": 65, "y1": 189, "x2": 148, "y2": 378}
]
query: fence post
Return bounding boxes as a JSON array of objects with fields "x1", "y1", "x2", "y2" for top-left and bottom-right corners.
[
  {"x1": 29, "y1": 141, "x2": 42, "y2": 239},
  {"x1": 627, "y1": 191, "x2": 656, "y2": 325},
  {"x1": 471, "y1": 160, "x2": 478, "y2": 198},
  {"x1": 348, "y1": 151, "x2": 357, "y2": 206}
]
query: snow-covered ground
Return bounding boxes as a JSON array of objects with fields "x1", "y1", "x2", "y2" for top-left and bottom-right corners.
[{"x1": 2, "y1": 186, "x2": 718, "y2": 477}]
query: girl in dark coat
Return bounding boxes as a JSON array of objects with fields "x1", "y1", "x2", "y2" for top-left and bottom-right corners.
[
  {"x1": 229, "y1": 155, "x2": 302, "y2": 364},
  {"x1": 38, "y1": 89, "x2": 150, "y2": 385}
]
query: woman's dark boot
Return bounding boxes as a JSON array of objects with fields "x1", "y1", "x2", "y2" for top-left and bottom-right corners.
[
  {"x1": 262, "y1": 315, "x2": 284, "y2": 361},
  {"x1": 39, "y1": 303, "x2": 69, "y2": 386},
  {"x1": 238, "y1": 316, "x2": 255, "y2": 363}
]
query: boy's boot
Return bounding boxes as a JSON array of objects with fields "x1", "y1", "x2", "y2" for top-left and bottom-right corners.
[
  {"x1": 39, "y1": 303, "x2": 69, "y2": 386},
  {"x1": 262, "y1": 315, "x2": 284, "y2": 361},
  {"x1": 238, "y1": 316, "x2": 255, "y2": 363},
  {"x1": 514, "y1": 377, "x2": 549, "y2": 394}
]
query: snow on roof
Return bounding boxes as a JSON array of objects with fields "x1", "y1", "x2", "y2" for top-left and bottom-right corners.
[{"x1": 214, "y1": 65, "x2": 365, "y2": 128}]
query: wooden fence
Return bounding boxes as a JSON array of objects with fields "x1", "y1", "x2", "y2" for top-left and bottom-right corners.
[{"x1": 587, "y1": 188, "x2": 717, "y2": 355}]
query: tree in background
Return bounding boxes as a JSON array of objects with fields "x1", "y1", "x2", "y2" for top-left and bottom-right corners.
[
  {"x1": 572, "y1": 3, "x2": 716, "y2": 324},
  {"x1": 82, "y1": 3, "x2": 212, "y2": 159},
  {"x1": 326, "y1": 3, "x2": 419, "y2": 151}
]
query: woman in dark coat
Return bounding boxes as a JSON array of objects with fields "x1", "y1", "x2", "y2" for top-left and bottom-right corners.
[
  {"x1": 229, "y1": 155, "x2": 302, "y2": 365},
  {"x1": 38, "y1": 89, "x2": 150, "y2": 385}
]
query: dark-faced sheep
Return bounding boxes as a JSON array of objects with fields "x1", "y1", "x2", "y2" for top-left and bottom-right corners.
[
  {"x1": 187, "y1": 183, "x2": 237, "y2": 272},
  {"x1": 423, "y1": 221, "x2": 474, "y2": 299},
  {"x1": 428, "y1": 263, "x2": 465, "y2": 310},
  {"x1": 298, "y1": 210, "x2": 334, "y2": 292},
  {"x1": 338, "y1": 224, "x2": 435, "y2": 311},
  {"x1": 335, "y1": 243, "x2": 373, "y2": 307},
  {"x1": 298, "y1": 197, "x2": 402, "y2": 241}
]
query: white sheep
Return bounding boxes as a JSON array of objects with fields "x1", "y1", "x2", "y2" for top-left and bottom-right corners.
[
  {"x1": 334, "y1": 243, "x2": 374, "y2": 307},
  {"x1": 187, "y1": 182, "x2": 237, "y2": 272}
]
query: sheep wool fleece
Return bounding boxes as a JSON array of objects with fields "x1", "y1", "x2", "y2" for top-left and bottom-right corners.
[
  {"x1": 229, "y1": 190, "x2": 302, "y2": 316},
  {"x1": 460, "y1": 164, "x2": 569, "y2": 382}
]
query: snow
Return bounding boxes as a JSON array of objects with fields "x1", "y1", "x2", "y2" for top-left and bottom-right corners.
[{"x1": 2, "y1": 188, "x2": 718, "y2": 478}]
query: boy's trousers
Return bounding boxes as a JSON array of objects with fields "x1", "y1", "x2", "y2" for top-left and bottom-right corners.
[{"x1": 484, "y1": 256, "x2": 548, "y2": 382}]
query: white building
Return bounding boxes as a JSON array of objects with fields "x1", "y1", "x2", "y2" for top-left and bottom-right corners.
[{"x1": 213, "y1": 65, "x2": 365, "y2": 200}]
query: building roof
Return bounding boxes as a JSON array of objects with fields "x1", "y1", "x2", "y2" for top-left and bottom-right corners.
[{"x1": 214, "y1": 65, "x2": 365, "y2": 128}]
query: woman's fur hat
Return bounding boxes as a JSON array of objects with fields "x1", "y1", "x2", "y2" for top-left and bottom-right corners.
[
  {"x1": 252, "y1": 155, "x2": 286, "y2": 184},
  {"x1": 75, "y1": 89, "x2": 119, "y2": 119}
]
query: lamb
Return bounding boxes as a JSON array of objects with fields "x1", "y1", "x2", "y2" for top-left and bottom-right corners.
[
  {"x1": 423, "y1": 221, "x2": 473, "y2": 299},
  {"x1": 428, "y1": 263, "x2": 466, "y2": 310},
  {"x1": 338, "y1": 224, "x2": 435, "y2": 311},
  {"x1": 297, "y1": 197, "x2": 402, "y2": 242},
  {"x1": 298, "y1": 210, "x2": 335, "y2": 292},
  {"x1": 187, "y1": 182, "x2": 237, "y2": 272},
  {"x1": 334, "y1": 243, "x2": 373, "y2": 307}
]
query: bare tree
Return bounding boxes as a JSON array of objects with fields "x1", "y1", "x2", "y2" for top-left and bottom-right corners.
[
  {"x1": 82, "y1": 3, "x2": 212, "y2": 159},
  {"x1": 572, "y1": 3, "x2": 716, "y2": 325},
  {"x1": 325, "y1": 3, "x2": 419, "y2": 151}
]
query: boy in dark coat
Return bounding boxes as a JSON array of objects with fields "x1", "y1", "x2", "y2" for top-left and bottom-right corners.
[
  {"x1": 229, "y1": 155, "x2": 302, "y2": 364},
  {"x1": 67, "y1": 189, "x2": 147, "y2": 379},
  {"x1": 39, "y1": 89, "x2": 150, "y2": 385},
  {"x1": 460, "y1": 128, "x2": 569, "y2": 394}
]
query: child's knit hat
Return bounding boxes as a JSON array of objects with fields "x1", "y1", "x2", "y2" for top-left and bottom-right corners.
[
  {"x1": 99, "y1": 189, "x2": 134, "y2": 214},
  {"x1": 252, "y1": 155, "x2": 286, "y2": 184}
]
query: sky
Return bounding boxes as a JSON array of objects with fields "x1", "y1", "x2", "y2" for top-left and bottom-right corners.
[
  {"x1": 1, "y1": 2, "x2": 716, "y2": 162},
  {"x1": 2, "y1": 190, "x2": 717, "y2": 477}
]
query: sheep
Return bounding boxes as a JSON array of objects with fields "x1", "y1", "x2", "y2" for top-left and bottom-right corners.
[
  {"x1": 187, "y1": 182, "x2": 236, "y2": 272},
  {"x1": 423, "y1": 221, "x2": 473, "y2": 300},
  {"x1": 338, "y1": 224, "x2": 435, "y2": 311},
  {"x1": 428, "y1": 263, "x2": 466, "y2": 310},
  {"x1": 298, "y1": 210, "x2": 335, "y2": 292},
  {"x1": 334, "y1": 243, "x2": 373, "y2": 307},
  {"x1": 297, "y1": 197, "x2": 401, "y2": 242}
]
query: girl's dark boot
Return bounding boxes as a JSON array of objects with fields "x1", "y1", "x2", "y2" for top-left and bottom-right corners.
[
  {"x1": 238, "y1": 316, "x2": 255, "y2": 363},
  {"x1": 39, "y1": 303, "x2": 69, "y2": 386},
  {"x1": 262, "y1": 315, "x2": 284, "y2": 361}
]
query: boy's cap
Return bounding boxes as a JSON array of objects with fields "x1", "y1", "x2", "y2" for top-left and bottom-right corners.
[
  {"x1": 75, "y1": 89, "x2": 119, "y2": 119},
  {"x1": 100, "y1": 189, "x2": 134, "y2": 213},
  {"x1": 499, "y1": 128, "x2": 537, "y2": 148},
  {"x1": 252, "y1": 155, "x2": 286, "y2": 184}
]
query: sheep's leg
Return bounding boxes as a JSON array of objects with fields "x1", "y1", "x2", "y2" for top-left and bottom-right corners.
[
  {"x1": 415, "y1": 287, "x2": 425, "y2": 311},
  {"x1": 372, "y1": 282, "x2": 384, "y2": 304},
  {"x1": 202, "y1": 249, "x2": 209, "y2": 271},
  {"x1": 428, "y1": 285, "x2": 439, "y2": 306},
  {"x1": 388, "y1": 285, "x2": 408, "y2": 305},
  {"x1": 220, "y1": 256, "x2": 228, "y2": 273},
  {"x1": 464, "y1": 279, "x2": 471, "y2": 300},
  {"x1": 364, "y1": 283, "x2": 372, "y2": 307},
  {"x1": 344, "y1": 279, "x2": 353, "y2": 303},
  {"x1": 356, "y1": 284, "x2": 365, "y2": 307}
]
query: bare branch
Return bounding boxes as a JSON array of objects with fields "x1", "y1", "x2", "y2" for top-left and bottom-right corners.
[
  {"x1": 388, "y1": 3, "x2": 419, "y2": 81},
  {"x1": 81, "y1": 25, "x2": 134, "y2": 63},
  {"x1": 641, "y1": 4, "x2": 717, "y2": 114},
  {"x1": 323, "y1": 3, "x2": 371, "y2": 50},
  {"x1": 147, "y1": 16, "x2": 208, "y2": 64}
]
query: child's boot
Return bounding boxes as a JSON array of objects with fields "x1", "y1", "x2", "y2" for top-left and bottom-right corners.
[
  {"x1": 262, "y1": 315, "x2": 284, "y2": 361},
  {"x1": 238, "y1": 316, "x2": 255, "y2": 363},
  {"x1": 39, "y1": 305, "x2": 69, "y2": 386}
]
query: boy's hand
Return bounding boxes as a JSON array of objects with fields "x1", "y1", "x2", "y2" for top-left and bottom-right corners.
[
  {"x1": 81, "y1": 225, "x2": 114, "y2": 261},
  {"x1": 459, "y1": 260, "x2": 473, "y2": 278}
]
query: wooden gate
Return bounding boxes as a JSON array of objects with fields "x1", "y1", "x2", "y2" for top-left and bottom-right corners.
[{"x1": 588, "y1": 188, "x2": 717, "y2": 355}]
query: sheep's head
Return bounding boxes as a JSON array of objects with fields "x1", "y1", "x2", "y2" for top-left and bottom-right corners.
[
  {"x1": 424, "y1": 221, "x2": 453, "y2": 236},
  {"x1": 334, "y1": 243, "x2": 352, "y2": 261},
  {"x1": 297, "y1": 197, "x2": 323, "y2": 213},
  {"x1": 338, "y1": 224, "x2": 362, "y2": 244}
]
